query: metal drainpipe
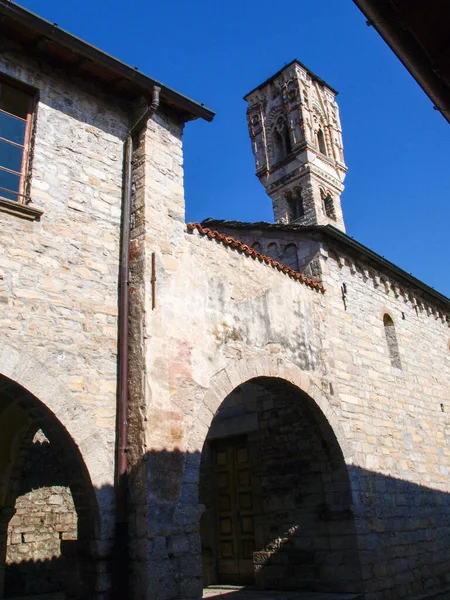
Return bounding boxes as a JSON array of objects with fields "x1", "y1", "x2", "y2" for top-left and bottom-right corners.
[{"x1": 115, "y1": 85, "x2": 160, "y2": 598}]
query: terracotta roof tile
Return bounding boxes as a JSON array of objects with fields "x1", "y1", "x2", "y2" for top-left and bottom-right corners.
[{"x1": 187, "y1": 222, "x2": 325, "y2": 293}]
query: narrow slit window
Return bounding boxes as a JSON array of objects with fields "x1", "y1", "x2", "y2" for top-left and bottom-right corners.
[
  {"x1": 383, "y1": 314, "x2": 402, "y2": 369},
  {"x1": 0, "y1": 77, "x2": 34, "y2": 203},
  {"x1": 317, "y1": 127, "x2": 327, "y2": 155}
]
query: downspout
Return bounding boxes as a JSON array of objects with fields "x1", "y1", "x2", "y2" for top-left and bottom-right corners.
[{"x1": 115, "y1": 85, "x2": 160, "y2": 598}]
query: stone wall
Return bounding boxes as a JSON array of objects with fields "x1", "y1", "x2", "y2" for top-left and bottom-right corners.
[
  {"x1": 5, "y1": 430, "x2": 77, "y2": 597},
  {"x1": 132, "y1": 178, "x2": 449, "y2": 600},
  {"x1": 0, "y1": 45, "x2": 130, "y2": 592},
  {"x1": 318, "y1": 241, "x2": 450, "y2": 600},
  {"x1": 1, "y1": 32, "x2": 449, "y2": 600}
]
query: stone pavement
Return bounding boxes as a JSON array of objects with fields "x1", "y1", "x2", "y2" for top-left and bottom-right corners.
[
  {"x1": 7, "y1": 594, "x2": 64, "y2": 600},
  {"x1": 203, "y1": 586, "x2": 363, "y2": 600}
]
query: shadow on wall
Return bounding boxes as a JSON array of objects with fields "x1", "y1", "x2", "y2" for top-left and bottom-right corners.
[
  {"x1": 1, "y1": 454, "x2": 450, "y2": 599},
  {"x1": 128, "y1": 450, "x2": 450, "y2": 600},
  {"x1": 0, "y1": 375, "x2": 101, "y2": 600},
  {"x1": 1, "y1": 369, "x2": 450, "y2": 600}
]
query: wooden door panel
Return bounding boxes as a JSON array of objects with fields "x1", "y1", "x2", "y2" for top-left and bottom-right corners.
[{"x1": 213, "y1": 436, "x2": 255, "y2": 585}]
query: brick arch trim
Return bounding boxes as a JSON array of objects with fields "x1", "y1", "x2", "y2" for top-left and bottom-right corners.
[
  {"x1": 0, "y1": 340, "x2": 113, "y2": 533},
  {"x1": 190, "y1": 354, "x2": 358, "y2": 465}
]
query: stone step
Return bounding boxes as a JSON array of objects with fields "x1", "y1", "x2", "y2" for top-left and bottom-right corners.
[{"x1": 203, "y1": 586, "x2": 363, "y2": 600}]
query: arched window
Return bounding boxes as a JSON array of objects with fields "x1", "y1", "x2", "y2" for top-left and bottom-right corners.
[
  {"x1": 272, "y1": 117, "x2": 291, "y2": 165},
  {"x1": 284, "y1": 127, "x2": 292, "y2": 155},
  {"x1": 317, "y1": 127, "x2": 327, "y2": 155},
  {"x1": 321, "y1": 190, "x2": 336, "y2": 220},
  {"x1": 286, "y1": 188, "x2": 304, "y2": 221},
  {"x1": 272, "y1": 129, "x2": 284, "y2": 164},
  {"x1": 251, "y1": 241, "x2": 261, "y2": 253},
  {"x1": 383, "y1": 314, "x2": 402, "y2": 369}
]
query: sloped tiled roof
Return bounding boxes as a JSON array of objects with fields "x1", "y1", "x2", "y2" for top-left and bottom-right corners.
[{"x1": 187, "y1": 222, "x2": 325, "y2": 293}]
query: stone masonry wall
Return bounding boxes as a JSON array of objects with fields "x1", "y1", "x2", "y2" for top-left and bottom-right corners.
[
  {"x1": 135, "y1": 173, "x2": 449, "y2": 600},
  {"x1": 318, "y1": 242, "x2": 450, "y2": 600},
  {"x1": 136, "y1": 182, "x2": 329, "y2": 599},
  {"x1": 5, "y1": 430, "x2": 77, "y2": 597},
  {"x1": 0, "y1": 47, "x2": 129, "y2": 597}
]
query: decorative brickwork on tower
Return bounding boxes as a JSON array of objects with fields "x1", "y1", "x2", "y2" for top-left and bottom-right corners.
[{"x1": 245, "y1": 60, "x2": 347, "y2": 231}]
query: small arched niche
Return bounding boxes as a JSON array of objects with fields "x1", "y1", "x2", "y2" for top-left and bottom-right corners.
[{"x1": 281, "y1": 244, "x2": 299, "y2": 270}]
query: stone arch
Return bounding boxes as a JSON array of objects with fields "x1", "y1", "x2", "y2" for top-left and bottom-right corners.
[
  {"x1": 0, "y1": 341, "x2": 112, "y2": 499},
  {"x1": 285, "y1": 185, "x2": 304, "y2": 221},
  {"x1": 195, "y1": 355, "x2": 363, "y2": 592},
  {"x1": 189, "y1": 355, "x2": 356, "y2": 464},
  {"x1": 0, "y1": 341, "x2": 114, "y2": 598}
]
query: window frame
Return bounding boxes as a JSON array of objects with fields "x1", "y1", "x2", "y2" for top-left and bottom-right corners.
[
  {"x1": 0, "y1": 73, "x2": 37, "y2": 206},
  {"x1": 321, "y1": 188, "x2": 336, "y2": 221}
]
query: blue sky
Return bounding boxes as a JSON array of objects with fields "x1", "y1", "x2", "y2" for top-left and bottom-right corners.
[{"x1": 18, "y1": 0, "x2": 450, "y2": 297}]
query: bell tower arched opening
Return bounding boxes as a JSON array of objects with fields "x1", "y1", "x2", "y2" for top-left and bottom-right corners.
[{"x1": 199, "y1": 377, "x2": 362, "y2": 594}]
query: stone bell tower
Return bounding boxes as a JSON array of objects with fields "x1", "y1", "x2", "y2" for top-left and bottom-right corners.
[{"x1": 244, "y1": 59, "x2": 347, "y2": 231}]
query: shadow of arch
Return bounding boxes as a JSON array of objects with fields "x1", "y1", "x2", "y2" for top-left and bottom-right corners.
[{"x1": 0, "y1": 374, "x2": 100, "y2": 599}]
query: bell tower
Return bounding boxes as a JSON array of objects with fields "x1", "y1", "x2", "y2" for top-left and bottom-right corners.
[{"x1": 244, "y1": 60, "x2": 347, "y2": 231}]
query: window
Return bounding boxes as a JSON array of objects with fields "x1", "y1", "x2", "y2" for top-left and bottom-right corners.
[
  {"x1": 286, "y1": 187, "x2": 304, "y2": 221},
  {"x1": 0, "y1": 76, "x2": 35, "y2": 203},
  {"x1": 321, "y1": 189, "x2": 336, "y2": 220},
  {"x1": 272, "y1": 116, "x2": 291, "y2": 165},
  {"x1": 317, "y1": 127, "x2": 327, "y2": 156},
  {"x1": 383, "y1": 314, "x2": 402, "y2": 370},
  {"x1": 272, "y1": 129, "x2": 284, "y2": 164}
]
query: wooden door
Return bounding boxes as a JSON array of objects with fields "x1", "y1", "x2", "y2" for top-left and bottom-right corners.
[{"x1": 213, "y1": 436, "x2": 256, "y2": 585}]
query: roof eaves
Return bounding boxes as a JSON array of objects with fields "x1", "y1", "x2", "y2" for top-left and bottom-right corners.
[
  {"x1": 352, "y1": 0, "x2": 450, "y2": 125},
  {"x1": 322, "y1": 225, "x2": 450, "y2": 306},
  {"x1": 201, "y1": 218, "x2": 318, "y2": 233},
  {"x1": 0, "y1": 0, "x2": 215, "y2": 123},
  {"x1": 201, "y1": 219, "x2": 449, "y2": 306}
]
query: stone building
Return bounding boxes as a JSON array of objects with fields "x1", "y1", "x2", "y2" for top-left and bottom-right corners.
[{"x1": 0, "y1": 3, "x2": 449, "y2": 600}]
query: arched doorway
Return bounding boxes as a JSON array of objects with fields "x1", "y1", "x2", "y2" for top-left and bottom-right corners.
[
  {"x1": 200, "y1": 377, "x2": 362, "y2": 594},
  {"x1": 0, "y1": 375, "x2": 98, "y2": 599}
]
